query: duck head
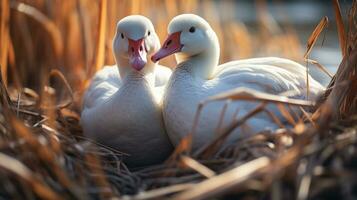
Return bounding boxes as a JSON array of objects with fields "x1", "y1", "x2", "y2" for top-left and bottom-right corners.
[
  {"x1": 113, "y1": 15, "x2": 160, "y2": 71},
  {"x1": 151, "y1": 14, "x2": 219, "y2": 63}
]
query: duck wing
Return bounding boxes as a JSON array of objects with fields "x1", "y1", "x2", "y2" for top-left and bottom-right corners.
[
  {"x1": 83, "y1": 65, "x2": 122, "y2": 109},
  {"x1": 214, "y1": 57, "x2": 324, "y2": 100}
]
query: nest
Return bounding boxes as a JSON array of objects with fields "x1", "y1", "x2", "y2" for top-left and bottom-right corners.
[{"x1": 0, "y1": 0, "x2": 357, "y2": 200}]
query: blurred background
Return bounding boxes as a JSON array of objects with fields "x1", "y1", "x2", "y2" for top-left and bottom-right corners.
[{"x1": 1, "y1": 0, "x2": 351, "y2": 107}]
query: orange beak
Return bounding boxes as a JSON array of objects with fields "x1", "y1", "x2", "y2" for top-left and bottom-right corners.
[
  {"x1": 151, "y1": 32, "x2": 182, "y2": 62},
  {"x1": 128, "y1": 38, "x2": 147, "y2": 71}
]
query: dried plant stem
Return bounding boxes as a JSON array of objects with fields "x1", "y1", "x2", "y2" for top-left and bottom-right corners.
[
  {"x1": 124, "y1": 183, "x2": 195, "y2": 200},
  {"x1": 49, "y1": 69, "x2": 74, "y2": 109},
  {"x1": 303, "y1": 16, "x2": 329, "y2": 100},
  {"x1": 172, "y1": 157, "x2": 270, "y2": 200},
  {"x1": 333, "y1": 0, "x2": 347, "y2": 56},
  {"x1": 180, "y1": 156, "x2": 216, "y2": 178},
  {"x1": 0, "y1": 153, "x2": 62, "y2": 200},
  {"x1": 214, "y1": 100, "x2": 231, "y2": 136},
  {"x1": 305, "y1": 58, "x2": 333, "y2": 78},
  {"x1": 11, "y1": 2, "x2": 63, "y2": 63},
  {"x1": 0, "y1": 67, "x2": 11, "y2": 109},
  {"x1": 0, "y1": 0, "x2": 9, "y2": 87},
  {"x1": 89, "y1": 0, "x2": 107, "y2": 78},
  {"x1": 195, "y1": 103, "x2": 266, "y2": 158},
  {"x1": 203, "y1": 88, "x2": 315, "y2": 107},
  {"x1": 304, "y1": 17, "x2": 329, "y2": 59}
]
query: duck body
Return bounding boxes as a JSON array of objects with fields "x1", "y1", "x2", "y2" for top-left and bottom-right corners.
[
  {"x1": 163, "y1": 57, "x2": 323, "y2": 149},
  {"x1": 82, "y1": 65, "x2": 172, "y2": 166},
  {"x1": 153, "y1": 14, "x2": 325, "y2": 150},
  {"x1": 81, "y1": 15, "x2": 173, "y2": 167}
]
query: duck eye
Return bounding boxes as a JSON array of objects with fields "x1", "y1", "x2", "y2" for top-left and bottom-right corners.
[
  {"x1": 121, "y1": 33, "x2": 124, "y2": 39},
  {"x1": 148, "y1": 31, "x2": 151, "y2": 36},
  {"x1": 189, "y1": 26, "x2": 196, "y2": 33}
]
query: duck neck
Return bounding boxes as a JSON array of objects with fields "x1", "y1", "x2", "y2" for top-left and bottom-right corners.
[
  {"x1": 116, "y1": 57, "x2": 156, "y2": 86},
  {"x1": 176, "y1": 37, "x2": 220, "y2": 80}
]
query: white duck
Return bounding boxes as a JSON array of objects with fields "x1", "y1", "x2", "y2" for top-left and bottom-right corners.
[
  {"x1": 152, "y1": 14, "x2": 324, "y2": 150},
  {"x1": 81, "y1": 15, "x2": 173, "y2": 167}
]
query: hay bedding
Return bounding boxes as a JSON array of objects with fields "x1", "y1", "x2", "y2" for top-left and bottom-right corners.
[
  {"x1": 0, "y1": 1, "x2": 357, "y2": 200},
  {"x1": 2, "y1": 79, "x2": 357, "y2": 200}
]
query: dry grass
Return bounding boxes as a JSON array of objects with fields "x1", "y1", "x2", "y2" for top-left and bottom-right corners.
[{"x1": 0, "y1": 0, "x2": 357, "y2": 199}]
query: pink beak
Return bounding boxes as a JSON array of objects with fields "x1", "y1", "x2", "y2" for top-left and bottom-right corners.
[
  {"x1": 128, "y1": 38, "x2": 147, "y2": 71},
  {"x1": 151, "y1": 32, "x2": 182, "y2": 62}
]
